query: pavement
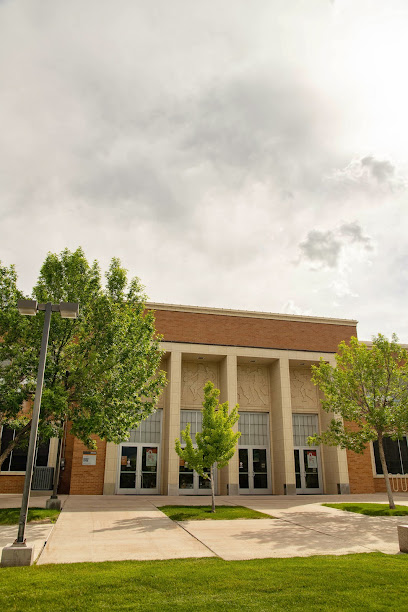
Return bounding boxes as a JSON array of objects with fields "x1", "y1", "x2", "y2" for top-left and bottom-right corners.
[
  {"x1": 1, "y1": 492, "x2": 407, "y2": 565},
  {"x1": 0, "y1": 493, "x2": 68, "y2": 563}
]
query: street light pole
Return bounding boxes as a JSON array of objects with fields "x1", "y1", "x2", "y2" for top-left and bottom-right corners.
[
  {"x1": 1, "y1": 299, "x2": 78, "y2": 567},
  {"x1": 16, "y1": 302, "x2": 52, "y2": 544}
]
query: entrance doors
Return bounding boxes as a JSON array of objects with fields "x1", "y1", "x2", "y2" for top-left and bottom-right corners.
[
  {"x1": 118, "y1": 444, "x2": 159, "y2": 494},
  {"x1": 239, "y1": 447, "x2": 271, "y2": 494},
  {"x1": 294, "y1": 447, "x2": 322, "y2": 494},
  {"x1": 179, "y1": 462, "x2": 214, "y2": 495}
]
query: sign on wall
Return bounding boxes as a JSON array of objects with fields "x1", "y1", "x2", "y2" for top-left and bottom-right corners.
[
  {"x1": 145, "y1": 448, "x2": 157, "y2": 467},
  {"x1": 82, "y1": 450, "x2": 97, "y2": 466},
  {"x1": 307, "y1": 450, "x2": 317, "y2": 469}
]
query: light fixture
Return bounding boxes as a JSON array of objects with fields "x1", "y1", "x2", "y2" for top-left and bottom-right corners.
[
  {"x1": 17, "y1": 300, "x2": 79, "y2": 320},
  {"x1": 17, "y1": 299, "x2": 38, "y2": 316},
  {"x1": 59, "y1": 302, "x2": 79, "y2": 319},
  {"x1": 197, "y1": 356, "x2": 204, "y2": 360}
]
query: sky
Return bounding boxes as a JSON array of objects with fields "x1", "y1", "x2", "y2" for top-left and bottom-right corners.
[{"x1": 1, "y1": 0, "x2": 408, "y2": 341}]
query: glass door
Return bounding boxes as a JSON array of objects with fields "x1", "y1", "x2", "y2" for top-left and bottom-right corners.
[
  {"x1": 118, "y1": 444, "x2": 159, "y2": 494},
  {"x1": 294, "y1": 447, "x2": 322, "y2": 494},
  {"x1": 178, "y1": 459, "x2": 214, "y2": 494},
  {"x1": 239, "y1": 447, "x2": 271, "y2": 493}
]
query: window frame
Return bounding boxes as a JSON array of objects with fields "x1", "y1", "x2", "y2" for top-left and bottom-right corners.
[
  {"x1": 0, "y1": 425, "x2": 50, "y2": 473},
  {"x1": 372, "y1": 436, "x2": 408, "y2": 477}
]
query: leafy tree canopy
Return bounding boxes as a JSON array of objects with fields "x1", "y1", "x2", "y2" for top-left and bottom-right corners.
[
  {"x1": 0, "y1": 248, "x2": 166, "y2": 465},
  {"x1": 310, "y1": 334, "x2": 408, "y2": 507}
]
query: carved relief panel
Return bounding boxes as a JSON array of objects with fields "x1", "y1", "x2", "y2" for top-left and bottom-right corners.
[
  {"x1": 290, "y1": 368, "x2": 319, "y2": 411},
  {"x1": 181, "y1": 361, "x2": 218, "y2": 406},
  {"x1": 237, "y1": 365, "x2": 270, "y2": 408}
]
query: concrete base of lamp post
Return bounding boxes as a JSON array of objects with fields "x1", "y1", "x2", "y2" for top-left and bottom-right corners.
[
  {"x1": 397, "y1": 525, "x2": 408, "y2": 553},
  {"x1": 46, "y1": 497, "x2": 61, "y2": 511},
  {"x1": 1, "y1": 543, "x2": 34, "y2": 567}
]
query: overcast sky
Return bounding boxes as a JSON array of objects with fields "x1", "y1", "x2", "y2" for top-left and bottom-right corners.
[{"x1": 1, "y1": 0, "x2": 408, "y2": 341}]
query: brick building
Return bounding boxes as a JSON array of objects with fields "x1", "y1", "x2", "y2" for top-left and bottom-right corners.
[{"x1": 1, "y1": 303, "x2": 407, "y2": 496}]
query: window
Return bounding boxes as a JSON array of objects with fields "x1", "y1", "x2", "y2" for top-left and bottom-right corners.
[
  {"x1": 292, "y1": 414, "x2": 319, "y2": 446},
  {"x1": 0, "y1": 426, "x2": 49, "y2": 472},
  {"x1": 238, "y1": 412, "x2": 268, "y2": 446},
  {"x1": 373, "y1": 437, "x2": 408, "y2": 475},
  {"x1": 127, "y1": 410, "x2": 162, "y2": 444},
  {"x1": 180, "y1": 410, "x2": 203, "y2": 444}
]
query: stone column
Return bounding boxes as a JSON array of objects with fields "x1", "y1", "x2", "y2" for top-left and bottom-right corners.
[
  {"x1": 219, "y1": 354, "x2": 239, "y2": 495},
  {"x1": 103, "y1": 442, "x2": 119, "y2": 495},
  {"x1": 270, "y1": 358, "x2": 296, "y2": 495},
  {"x1": 163, "y1": 350, "x2": 182, "y2": 496},
  {"x1": 319, "y1": 355, "x2": 350, "y2": 494}
]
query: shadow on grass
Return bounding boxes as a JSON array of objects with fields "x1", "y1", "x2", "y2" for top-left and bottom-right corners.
[{"x1": 323, "y1": 503, "x2": 408, "y2": 516}]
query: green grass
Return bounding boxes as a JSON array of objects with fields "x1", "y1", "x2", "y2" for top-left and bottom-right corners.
[
  {"x1": 158, "y1": 505, "x2": 274, "y2": 521},
  {"x1": 323, "y1": 502, "x2": 408, "y2": 516},
  {"x1": 0, "y1": 507, "x2": 60, "y2": 525},
  {"x1": 0, "y1": 554, "x2": 407, "y2": 611}
]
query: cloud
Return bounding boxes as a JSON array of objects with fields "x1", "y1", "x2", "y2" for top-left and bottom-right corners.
[
  {"x1": 338, "y1": 221, "x2": 373, "y2": 248},
  {"x1": 326, "y1": 156, "x2": 407, "y2": 194},
  {"x1": 360, "y1": 156, "x2": 394, "y2": 183},
  {"x1": 298, "y1": 222, "x2": 372, "y2": 269},
  {"x1": 281, "y1": 300, "x2": 312, "y2": 316},
  {"x1": 299, "y1": 230, "x2": 341, "y2": 268}
]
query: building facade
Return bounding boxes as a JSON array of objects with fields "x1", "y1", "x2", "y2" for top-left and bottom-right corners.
[{"x1": 1, "y1": 303, "x2": 407, "y2": 496}]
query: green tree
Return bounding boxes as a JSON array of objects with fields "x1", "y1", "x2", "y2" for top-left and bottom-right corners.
[
  {"x1": 309, "y1": 334, "x2": 408, "y2": 509},
  {"x1": 175, "y1": 381, "x2": 240, "y2": 512},
  {"x1": 0, "y1": 248, "x2": 166, "y2": 469}
]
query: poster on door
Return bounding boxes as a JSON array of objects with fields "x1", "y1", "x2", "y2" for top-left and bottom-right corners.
[
  {"x1": 146, "y1": 448, "x2": 157, "y2": 467},
  {"x1": 307, "y1": 450, "x2": 317, "y2": 469}
]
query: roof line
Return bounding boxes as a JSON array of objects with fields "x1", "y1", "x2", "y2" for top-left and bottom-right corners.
[{"x1": 146, "y1": 302, "x2": 358, "y2": 327}]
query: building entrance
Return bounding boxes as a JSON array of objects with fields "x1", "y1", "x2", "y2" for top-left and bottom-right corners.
[
  {"x1": 116, "y1": 410, "x2": 162, "y2": 494},
  {"x1": 238, "y1": 411, "x2": 271, "y2": 494},
  {"x1": 179, "y1": 462, "x2": 215, "y2": 494},
  {"x1": 118, "y1": 443, "x2": 160, "y2": 494},
  {"x1": 294, "y1": 447, "x2": 322, "y2": 494},
  {"x1": 239, "y1": 446, "x2": 271, "y2": 493},
  {"x1": 292, "y1": 413, "x2": 322, "y2": 494}
]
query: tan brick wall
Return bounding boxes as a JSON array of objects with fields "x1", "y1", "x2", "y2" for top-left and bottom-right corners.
[
  {"x1": 69, "y1": 437, "x2": 107, "y2": 495},
  {"x1": 151, "y1": 309, "x2": 357, "y2": 353},
  {"x1": 0, "y1": 475, "x2": 25, "y2": 493}
]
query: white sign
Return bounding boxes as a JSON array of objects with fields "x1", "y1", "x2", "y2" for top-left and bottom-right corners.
[
  {"x1": 307, "y1": 451, "x2": 317, "y2": 469},
  {"x1": 82, "y1": 451, "x2": 97, "y2": 466},
  {"x1": 145, "y1": 448, "x2": 157, "y2": 467}
]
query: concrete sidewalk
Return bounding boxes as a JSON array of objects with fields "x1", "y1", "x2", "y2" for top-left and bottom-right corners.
[
  {"x1": 37, "y1": 495, "x2": 214, "y2": 564},
  {"x1": 175, "y1": 494, "x2": 408, "y2": 560},
  {"x1": 2, "y1": 492, "x2": 407, "y2": 564},
  {"x1": 0, "y1": 493, "x2": 68, "y2": 563}
]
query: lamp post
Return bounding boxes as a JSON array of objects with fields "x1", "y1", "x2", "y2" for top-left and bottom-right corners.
[{"x1": 1, "y1": 299, "x2": 79, "y2": 567}]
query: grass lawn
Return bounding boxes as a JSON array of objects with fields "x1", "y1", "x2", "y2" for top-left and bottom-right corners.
[
  {"x1": 158, "y1": 505, "x2": 274, "y2": 521},
  {"x1": 323, "y1": 502, "x2": 408, "y2": 516},
  {"x1": 0, "y1": 554, "x2": 407, "y2": 611},
  {"x1": 0, "y1": 508, "x2": 60, "y2": 525}
]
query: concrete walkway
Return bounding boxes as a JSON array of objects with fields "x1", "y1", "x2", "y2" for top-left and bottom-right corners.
[
  {"x1": 38, "y1": 495, "x2": 214, "y2": 564},
  {"x1": 0, "y1": 493, "x2": 68, "y2": 563},
  {"x1": 1, "y1": 492, "x2": 407, "y2": 564},
  {"x1": 175, "y1": 494, "x2": 408, "y2": 560}
]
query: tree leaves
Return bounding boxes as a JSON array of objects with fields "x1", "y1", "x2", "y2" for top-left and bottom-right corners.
[{"x1": 0, "y1": 248, "x2": 166, "y2": 460}]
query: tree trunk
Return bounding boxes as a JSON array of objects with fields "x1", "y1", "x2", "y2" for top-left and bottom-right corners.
[
  {"x1": 0, "y1": 421, "x2": 32, "y2": 469},
  {"x1": 210, "y1": 464, "x2": 215, "y2": 513},
  {"x1": 377, "y1": 432, "x2": 395, "y2": 509}
]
